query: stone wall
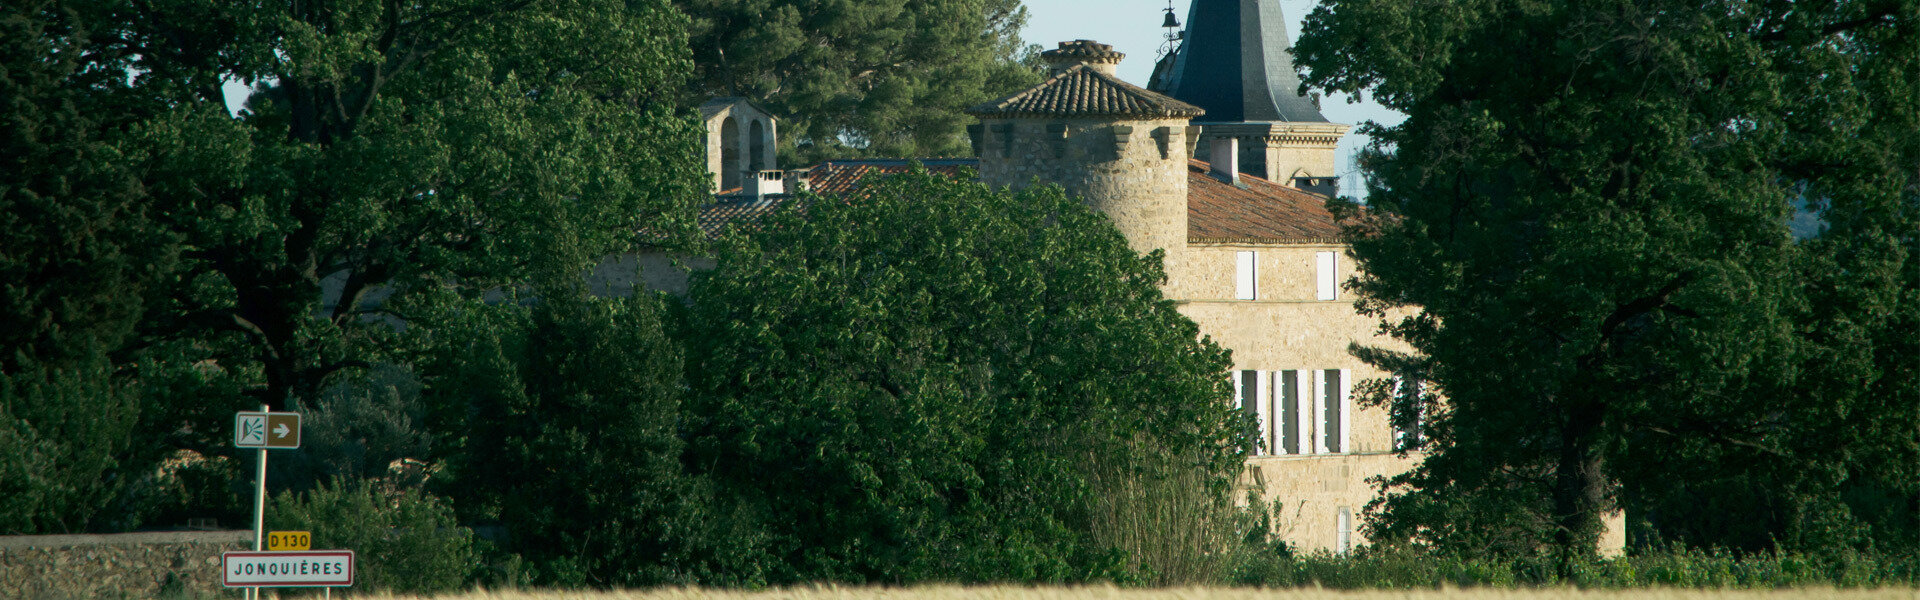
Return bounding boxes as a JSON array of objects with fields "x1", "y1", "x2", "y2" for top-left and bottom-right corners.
[
  {"x1": 0, "y1": 531, "x2": 250, "y2": 600},
  {"x1": 975, "y1": 116, "x2": 1193, "y2": 259}
]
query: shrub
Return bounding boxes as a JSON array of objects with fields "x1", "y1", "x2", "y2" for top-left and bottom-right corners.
[{"x1": 268, "y1": 477, "x2": 478, "y2": 594}]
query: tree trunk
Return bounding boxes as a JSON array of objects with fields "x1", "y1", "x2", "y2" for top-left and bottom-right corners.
[{"x1": 1551, "y1": 398, "x2": 1608, "y2": 569}]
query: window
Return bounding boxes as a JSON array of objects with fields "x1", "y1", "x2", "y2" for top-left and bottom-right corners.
[
  {"x1": 1235, "y1": 251, "x2": 1259, "y2": 300},
  {"x1": 1319, "y1": 369, "x2": 1350, "y2": 453},
  {"x1": 1237, "y1": 369, "x2": 1264, "y2": 455},
  {"x1": 1336, "y1": 507, "x2": 1353, "y2": 554},
  {"x1": 1316, "y1": 251, "x2": 1338, "y2": 301},
  {"x1": 1276, "y1": 370, "x2": 1304, "y2": 455},
  {"x1": 1392, "y1": 376, "x2": 1427, "y2": 451}
]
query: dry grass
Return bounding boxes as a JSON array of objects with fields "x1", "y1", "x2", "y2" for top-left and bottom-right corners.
[{"x1": 328, "y1": 584, "x2": 1920, "y2": 600}]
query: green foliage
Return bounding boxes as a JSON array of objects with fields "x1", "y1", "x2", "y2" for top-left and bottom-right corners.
[
  {"x1": 0, "y1": 352, "x2": 140, "y2": 534},
  {"x1": 1295, "y1": 0, "x2": 1919, "y2": 558},
  {"x1": 0, "y1": 0, "x2": 178, "y2": 534},
  {"x1": 681, "y1": 168, "x2": 1248, "y2": 584},
  {"x1": 676, "y1": 0, "x2": 1041, "y2": 163},
  {"x1": 277, "y1": 365, "x2": 434, "y2": 491},
  {"x1": 268, "y1": 477, "x2": 479, "y2": 594},
  {"x1": 425, "y1": 290, "x2": 757, "y2": 587},
  {"x1": 100, "y1": 0, "x2": 710, "y2": 415}
]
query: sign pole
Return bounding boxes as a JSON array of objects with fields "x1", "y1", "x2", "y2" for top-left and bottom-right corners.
[{"x1": 251, "y1": 402, "x2": 268, "y2": 600}]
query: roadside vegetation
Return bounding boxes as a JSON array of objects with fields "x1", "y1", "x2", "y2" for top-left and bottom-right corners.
[{"x1": 3, "y1": 0, "x2": 1917, "y2": 597}]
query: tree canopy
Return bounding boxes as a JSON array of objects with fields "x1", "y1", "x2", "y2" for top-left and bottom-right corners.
[
  {"x1": 679, "y1": 169, "x2": 1249, "y2": 584},
  {"x1": 675, "y1": 0, "x2": 1041, "y2": 164},
  {"x1": 1296, "y1": 0, "x2": 1919, "y2": 559}
]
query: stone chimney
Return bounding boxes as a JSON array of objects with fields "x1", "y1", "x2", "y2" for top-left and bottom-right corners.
[
  {"x1": 1042, "y1": 40, "x2": 1124, "y2": 77},
  {"x1": 747, "y1": 169, "x2": 785, "y2": 199},
  {"x1": 1210, "y1": 136, "x2": 1240, "y2": 186}
]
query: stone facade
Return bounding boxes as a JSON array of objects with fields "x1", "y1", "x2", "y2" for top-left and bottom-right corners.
[
  {"x1": 975, "y1": 116, "x2": 1194, "y2": 258},
  {"x1": 1192, "y1": 121, "x2": 1350, "y2": 184},
  {"x1": 700, "y1": 98, "x2": 780, "y2": 193},
  {"x1": 0, "y1": 531, "x2": 250, "y2": 600}
]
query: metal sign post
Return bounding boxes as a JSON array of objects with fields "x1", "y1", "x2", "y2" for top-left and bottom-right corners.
[{"x1": 234, "y1": 407, "x2": 302, "y2": 600}]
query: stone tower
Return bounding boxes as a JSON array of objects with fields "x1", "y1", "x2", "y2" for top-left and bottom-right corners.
[
  {"x1": 1150, "y1": 0, "x2": 1348, "y2": 193},
  {"x1": 965, "y1": 40, "x2": 1205, "y2": 257}
]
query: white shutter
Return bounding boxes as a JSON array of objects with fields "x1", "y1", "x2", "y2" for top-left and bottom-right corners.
[
  {"x1": 1311, "y1": 370, "x2": 1327, "y2": 454},
  {"x1": 1272, "y1": 371, "x2": 1288, "y2": 455},
  {"x1": 1337, "y1": 507, "x2": 1353, "y2": 554},
  {"x1": 1338, "y1": 368, "x2": 1352, "y2": 453},
  {"x1": 1316, "y1": 251, "x2": 1338, "y2": 301},
  {"x1": 1236, "y1": 251, "x2": 1258, "y2": 300}
]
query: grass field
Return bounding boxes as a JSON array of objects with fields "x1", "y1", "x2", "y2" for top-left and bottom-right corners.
[{"x1": 338, "y1": 585, "x2": 1920, "y2": 600}]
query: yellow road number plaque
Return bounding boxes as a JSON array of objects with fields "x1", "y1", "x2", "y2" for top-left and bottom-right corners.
[{"x1": 266, "y1": 530, "x2": 311, "y2": 552}]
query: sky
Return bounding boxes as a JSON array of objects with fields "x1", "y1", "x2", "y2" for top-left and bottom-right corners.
[{"x1": 1019, "y1": 0, "x2": 1404, "y2": 192}]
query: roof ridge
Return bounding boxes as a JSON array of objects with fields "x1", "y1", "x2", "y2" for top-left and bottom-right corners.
[{"x1": 966, "y1": 64, "x2": 1205, "y2": 119}]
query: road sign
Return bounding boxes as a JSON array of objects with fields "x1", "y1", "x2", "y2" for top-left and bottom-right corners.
[
  {"x1": 234, "y1": 412, "x2": 301, "y2": 449},
  {"x1": 223, "y1": 550, "x2": 353, "y2": 588},
  {"x1": 267, "y1": 531, "x2": 311, "y2": 551}
]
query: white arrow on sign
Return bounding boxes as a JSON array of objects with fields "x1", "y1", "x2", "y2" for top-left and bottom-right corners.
[{"x1": 274, "y1": 423, "x2": 291, "y2": 439}]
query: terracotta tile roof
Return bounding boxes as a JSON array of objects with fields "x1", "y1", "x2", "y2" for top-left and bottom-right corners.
[
  {"x1": 1186, "y1": 159, "x2": 1343, "y2": 244},
  {"x1": 696, "y1": 196, "x2": 793, "y2": 237},
  {"x1": 802, "y1": 159, "x2": 980, "y2": 195},
  {"x1": 966, "y1": 64, "x2": 1205, "y2": 120},
  {"x1": 690, "y1": 158, "x2": 1344, "y2": 245}
]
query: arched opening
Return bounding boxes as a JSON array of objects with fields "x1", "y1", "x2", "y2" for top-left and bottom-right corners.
[
  {"x1": 721, "y1": 116, "x2": 742, "y2": 191},
  {"x1": 748, "y1": 119, "x2": 768, "y2": 173}
]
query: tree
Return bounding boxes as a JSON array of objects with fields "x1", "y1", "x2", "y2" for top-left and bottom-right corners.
[
  {"x1": 423, "y1": 289, "x2": 758, "y2": 587},
  {"x1": 83, "y1": 0, "x2": 709, "y2": 422},
  {"x1": 679, "y1": 169, "x2": 1249, "y2": 584},
  {"x1": 675, "y1": 0, "x2": 1041, "y2": 164},
  {"x1": 0, "y1": 0, "x2": 178, "y2": 534},
  {"x1": 1288, "y1": 0, "x2": 1917, "y2": 560}
]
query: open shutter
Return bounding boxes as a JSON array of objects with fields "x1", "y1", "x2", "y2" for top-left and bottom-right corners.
[
  {"x1": 1338, "y1": 369, "x2": 1352, "y2": 453},
  {"x1": 1316, "y1": 251, "x2": 1338, "y2": 301},
  {"x1": 1310, "y1": 370, "x2": 1327, "y2": 453},
  {"x1": 1236, "y1": 251, "x2": 1258, "y2": 300}
]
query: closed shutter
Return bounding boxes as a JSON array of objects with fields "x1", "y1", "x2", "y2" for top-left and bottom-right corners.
[
  {"x1": 1316, "y1": 251, "x2": 1338, "y2": 301},
  {"x1": 1236, "y1": 251, "x2": 1258, "y2": 300},
  {"x1": 1337, "y1": 507, "x2": 1353, "y2": 554}
]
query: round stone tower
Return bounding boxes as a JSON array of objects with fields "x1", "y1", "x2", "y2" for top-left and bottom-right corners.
[{"x1": 965, "y1": 40, "x2": 1205, "y2": 258}]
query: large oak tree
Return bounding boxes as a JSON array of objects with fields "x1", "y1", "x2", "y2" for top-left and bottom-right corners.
[{"x1": 1296, "y1": 0, "x2": 1918, "y2": 560}]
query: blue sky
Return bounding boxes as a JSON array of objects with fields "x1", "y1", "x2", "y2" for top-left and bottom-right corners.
[{"x1": 1020, "y1": 0, "x2": 1403, "y2": 191}]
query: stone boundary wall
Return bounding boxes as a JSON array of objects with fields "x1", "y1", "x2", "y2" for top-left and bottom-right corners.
[{"x1": 0, "y1": 530, "x2": 250, "y2": 600}]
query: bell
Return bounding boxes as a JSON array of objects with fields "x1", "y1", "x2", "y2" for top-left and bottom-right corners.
[{"x1": 1161, "y1": 10, "x2": 1181, "y2": 28}]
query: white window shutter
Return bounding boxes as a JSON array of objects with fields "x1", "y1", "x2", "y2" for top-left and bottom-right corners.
[
  {"x1": 1338, "y1": 368, "x2": 1353, "y2": 453},
  {"x1": 1297, "y1": 370, "x2": 1312, "y2": 454},
  {"x1": 1272, "y1": 371, "x2": 1288, "y2": 455},
  {"x1": 1316, "y1": 251, "x2": 1338, "y2": 301},
  {"x1": 1236, "y1": 251, "x2": 1258, "y2": 300},
  {"x1": 1311, "y1": 370, "x2": 1327, "y2": 454}
]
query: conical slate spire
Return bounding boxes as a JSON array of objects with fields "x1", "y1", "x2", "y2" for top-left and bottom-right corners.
[{"x1": 1153, "y1": 0, "x2": 1327, "y2": 123}]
